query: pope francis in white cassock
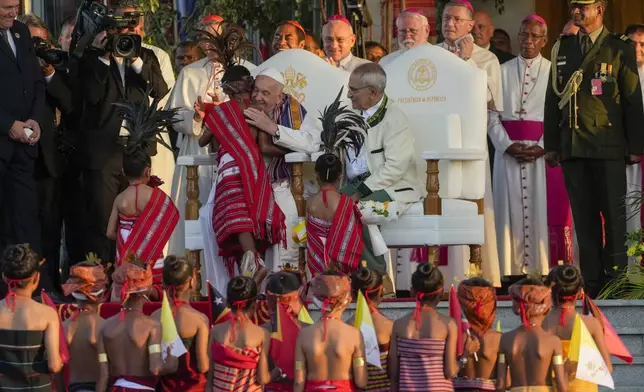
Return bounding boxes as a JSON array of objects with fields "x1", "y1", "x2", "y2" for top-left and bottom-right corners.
[
  {"x1": 436, "y1": 0, "x2": 501, "y2": 286},
  {"x1": 488, "y1": 15, "x2": 553, "y2": 276}
]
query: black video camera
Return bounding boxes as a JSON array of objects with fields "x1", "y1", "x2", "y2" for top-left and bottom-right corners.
[
  {"x1": 70, "y1": 0, "x2": 142, "y2": 59},
  {"x1": 32, "y1": 37, "x2": 69, "y2": 69}
]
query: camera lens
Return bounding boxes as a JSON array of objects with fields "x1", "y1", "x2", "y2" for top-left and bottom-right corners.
[{"x1": 117, "y1": 36, "x2": 133, "y2": 52}]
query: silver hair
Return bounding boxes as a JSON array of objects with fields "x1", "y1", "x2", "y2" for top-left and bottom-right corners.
[
  {"x1": 353, "y1": 63, "x2": 387, "y2": 93},
  {"x1": 396, "y1": 10, "x2": 429, "y2": 29},
  {"x1": 16, "y1": 13, "x2": 48, "y2": 30}
]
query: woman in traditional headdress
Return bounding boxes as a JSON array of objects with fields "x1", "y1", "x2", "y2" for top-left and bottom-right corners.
[
  {"x1": 151, "y1": 256, "x2": 210, "y2": 392},
  {"x1": 389, "y1": 263, "x2": 479, "y2": 392},
  {"x1": 96, "y1": 261, "x2": 178, "y2": 392},
  {"x1": 306, "y1": 88, "x2": 367, "y2": 276},
  {"x1": 62, "y1": 261, "x2": 108, "y2": 392},
  {"x1": 263, "y1": 268, "x2": 309, "y2": 392},
  {"x1": 347, "y1": 263, "x2": 392, "y2": 391},
  {"x1": 454, "y1": 277, "x2": 501, "y2": 392},
  {"x1": 0, "y1": 244, "x2": 62, "y2": 392},
  {"x1": 294, "y1": 270, "x2": 368, "y2": 392},
  {"x1": 106, "y1": 97, "x2": 181, "y2": 301},
  {"x1": 209, "y1": 276, "x2": 271, "y2": 391},
  {"x1": 497, "y1": 278, "x2": 567, "y2": 392},
  {"x1": 543, "y1": 265, "x2": 612, "y2": 391}
]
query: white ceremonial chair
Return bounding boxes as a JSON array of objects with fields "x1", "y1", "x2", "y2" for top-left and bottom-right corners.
[
  {"x1": 178, "y1": 50, "x2": 351, "y2": 294},
  {"x1": 379, "y1": 45, "x2": 488, "y2": 274},
  {"x1": 307, "y1": 45, "x2": 488, "y2": 279}
]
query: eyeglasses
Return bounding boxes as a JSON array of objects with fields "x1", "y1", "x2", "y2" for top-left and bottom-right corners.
[
  {"x1": 518, "y1": 32, "x2": 546, "y2": 40},
  {"x1": 398, "y1": 28, "x2": 420, "y2": 36},
  {"x1": 323, "y1": 35, "x2": 352, "y2": 45},
  {"x1": 442, "y1": 16, "x2": 473, "y2": 25},
  {"x1": 347, "y1": 85, "x2": 372, "y2": 94}
]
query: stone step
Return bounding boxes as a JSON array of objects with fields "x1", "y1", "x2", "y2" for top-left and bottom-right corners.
[{"x1": 306, "y1": 300, "x2": 644, "y2": 391}]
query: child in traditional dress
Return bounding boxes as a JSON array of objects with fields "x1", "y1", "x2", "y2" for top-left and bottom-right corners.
[
  {"x1": 497, "y1": 278, "x2": 567, "y2": 392},
  {"x1": 543, "y1": 265, "x2": 612, "y2": 391},
  {"x1": 294, "y1": 271, "x2": 368, "y2": 392},
  {"x1": 96, "y1": 261, "x2": 178, "y2": 392},
  {"x1": 209, "y1": 276, "x2": 271, "y2": 391},
  {"x1": 389, "y1": 263, "x2": 479, "y2": 392},
  {"x1": 263, "y1": 269, "x2": 308, "y2": 391},
  {"x1": 62, "y1": 261, "x2": 108, "y2": 392},
  {"x1": 347, "y1": 264, "x2": 392, "y2": 391},
  {"x1": 0, "y1": 244, "x2": 63, "y2": 391},
  {"x1": 151, "y1": 256, "x2": 210, "y2": 391},
  {"x1": 106, "y1": 98, "x2": 180, "y2": 301},
  {"x1": 306, "y1": 89, "x2": 367, "y2": 277},
  {"x1": 454, "y1": 277, "x2": 501, "y2": 392}
]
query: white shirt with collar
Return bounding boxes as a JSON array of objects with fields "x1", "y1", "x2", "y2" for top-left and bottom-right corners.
[
  {"x1": 2, "y1": 28, "x2": 16, "y2": 56},
  {"x1": 98, "y1": 56, "x2": 144, "y2": 136},
  {"x1": 346, "y1": 97, "x2": 383, "y2": 180}
]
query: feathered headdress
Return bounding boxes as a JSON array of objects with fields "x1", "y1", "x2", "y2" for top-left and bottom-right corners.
[
  {"x1": 113, "y1": 94, "x2": 180, "y2": 155},
  {"x1": 195, "y1": 22, "x2": 261, "y2": 69},
  {"x1": 318, "y1": 87, "x2": 368, "y2": 158}
]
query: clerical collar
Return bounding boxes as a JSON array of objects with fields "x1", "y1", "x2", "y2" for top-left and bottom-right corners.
[
  {"x1": 338, "y1": 52, "x2": 354, "y2": 68},
  {"x1": 579, "y1": 25, "x2": 603, "y2": 44},
  {"x1": 519, "y1": 54, "x2": 542, "y2": 64}
]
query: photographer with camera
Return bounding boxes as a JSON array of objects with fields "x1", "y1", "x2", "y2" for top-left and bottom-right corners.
[
  {"x1": 16, "y1": 13, "x2": 78, "y2": 300},
  {"x1": 0, "y1": 0, "x2": 45, "y2": 266},
  {"x1": 78, "y1": 2, "x2": 168, "y2": 262}
]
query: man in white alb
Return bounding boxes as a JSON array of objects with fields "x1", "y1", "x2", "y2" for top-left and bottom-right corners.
[
  {"x1": 625, "y1": 24, "x2": 644, "y2": 241},
  {"x1": 378, "y1": 8, "x2": 431, "y2": 68},
  {"x1": 322, "y1": 15, "x2": 371, "y2": 72},
  {"x1": 489, "y1": 15, "x2": 560, "y2": 276},
  {"x1": 437, "y1": 0, "x2": 502, "y2": 286}
]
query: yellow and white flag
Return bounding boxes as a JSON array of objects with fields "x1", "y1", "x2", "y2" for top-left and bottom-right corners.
[
  {"x1": 298, "y1": 306, "x2": 314, "y2": 325},
  {"x1": 568, "y1": 314, "x2": 614, "y2": 389},
  {"x1": 160, "y1": 291, "x2": 187, "y2": 360},
  {"x1": 354, "y1": 291, "x2": 381, "y2": 368}
]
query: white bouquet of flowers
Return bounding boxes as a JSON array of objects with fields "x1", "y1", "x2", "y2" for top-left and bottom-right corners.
[{"x1": 358, "y1": 200, "x2": 398, "y2": 225}]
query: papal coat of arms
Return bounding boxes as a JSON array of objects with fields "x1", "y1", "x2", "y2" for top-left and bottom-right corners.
[
  {"x1": 408, "y1": 59, "x2": 437, "y2": 91},
  {"x1": 281, "y1": 66, "x2": 307, "y2": 103}
]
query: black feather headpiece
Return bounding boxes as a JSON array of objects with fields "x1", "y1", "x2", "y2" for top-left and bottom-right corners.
[
  {"x1": 113, "y1": 93, "x2": 180, "y2": 155},
  {"x1": 318, "y1": 87, "x2": 368, "y2": 157},
  {"x1": 195, "y1": 22, "x2": 261, "y2": 70}
]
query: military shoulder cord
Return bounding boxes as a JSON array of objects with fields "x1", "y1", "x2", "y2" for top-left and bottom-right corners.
[{"x1": 550, "y1": 39, "x2": 584, "y2": 130}]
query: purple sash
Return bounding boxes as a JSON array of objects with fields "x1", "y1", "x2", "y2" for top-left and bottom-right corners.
[{"x1": 502, "y1": 120, "x2": 543, "y2": 142}]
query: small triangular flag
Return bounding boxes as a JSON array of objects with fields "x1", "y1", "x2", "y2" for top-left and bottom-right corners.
[
  {"x1": 160, "y1": 291, "x2": 187, "y2": 359},
  {"x1": 298, "y1": 306, "x2": 314, "y2": 324},
  {"x1": 569, "y1": 314, "x2": 614, "y2": 389},
  {"x1": 354, "y1": 291, "x2": 381, "y2": 368}
]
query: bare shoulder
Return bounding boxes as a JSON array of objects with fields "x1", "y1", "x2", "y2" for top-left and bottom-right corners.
[
  {"x1": 150, "y1": 309, "x2": 161, "y2": 320},
  {"x1": 35, "y1": 302, "x2": 58, "y2": 321},
  {"x1": 580, "y1": 314, "x2": 602, "y2": 333},
  {"x1": 442, "y1": 313, "x2": 457, "y2": 329},
  {"x1": 324, "y1": 191, "x2": 342, "y2": 210}
]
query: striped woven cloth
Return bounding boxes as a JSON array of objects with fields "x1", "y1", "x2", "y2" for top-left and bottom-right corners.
[
  {"x1": 364, "y1": 347, "x2": 391, "y2": 391},
  {"x1": 397, "y1": 337, "x2": 454, "y2": 392}
]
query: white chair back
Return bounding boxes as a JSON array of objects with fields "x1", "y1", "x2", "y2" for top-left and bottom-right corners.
[
  {"x1": 382, "y1": 45, "x2": 488, "y2": 200},
  {"x1": 252, "y1": 49, "x2": 351, "y2": 117}
]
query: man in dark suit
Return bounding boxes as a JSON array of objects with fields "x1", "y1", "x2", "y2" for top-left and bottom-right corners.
[
  {"x1": 79, "y1": 28, "x2": 168, "y2": 261},
  {"x1": 0, "y1": 0, "x2": 46, "y2": 256},
  {"x1": 544, "y1": 0, "x2": 644, "y2": 297},
  {"x1": 18, "y1": 13, "x2": 77, "y2": 297}
]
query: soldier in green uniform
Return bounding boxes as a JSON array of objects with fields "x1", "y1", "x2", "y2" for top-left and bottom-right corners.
[{"x1": 544, "y1": 0, "x2": 644, "y2": 298}]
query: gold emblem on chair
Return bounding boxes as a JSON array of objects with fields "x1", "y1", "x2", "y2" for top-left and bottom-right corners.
[
  {"x1": 408, "y1": 59, "x2": 437, "y2": 91},
  {"x1": 282, "y1": 66, "x2": 308, "y2": 103}
]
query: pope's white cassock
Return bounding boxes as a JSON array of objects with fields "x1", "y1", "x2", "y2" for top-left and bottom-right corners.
[
  {"x1": 437, "y1": 42, "x2": 502, "y2": 287},
  {"x1": 625, "y1": 65, "x2": 644, "y2": 252},
  {"x1": 489, "y1": 54, "x2": 551, "y2": 276},
  {"x1": 165, "y1": 57, "x2": 255, "y2": 256}
]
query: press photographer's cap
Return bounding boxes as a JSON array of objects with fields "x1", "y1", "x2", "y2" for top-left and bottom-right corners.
[{"x1": 257, "y1": 68, "x2": 285, "y2": 86}]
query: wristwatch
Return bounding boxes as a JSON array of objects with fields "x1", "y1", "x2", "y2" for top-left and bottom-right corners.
[
  {"x1": 276, "y1": 367, "x2": 286, "y2": 380},
  {"x1": 273, "y1": 127, "x2": 281, "y2": 141},
  {"x1": 462, "y1": 56, "x2": 471, "y2": 62},
  {"x1": 459, "y1": 356, "x2": 468, "y2": 367}
]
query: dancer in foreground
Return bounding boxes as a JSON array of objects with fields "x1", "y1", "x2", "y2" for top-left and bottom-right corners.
[
  {"x1": 107, "y1": 97, "x2": 180, "y2": 300},
  {"x1": 63, "y1": 261, "x2": 108, "y2": 392},
  {"x1": 543, "y1": 265, "x2": 612, "y2": 391},
  {"x1": 389, "y1": 263, "x2": 479, "y2": 392},
  {"x1": 97, "y1": 261, "x2": 178, "y2": 392},
  {"x1": 209, "y1": 276, "x2": 271, "y2": 391},
  {"x1": 497, "y1": 279, "x2": 567, "y2": 392},
  {"x1": 454, "y1": 277, "x2": 502, "y2": 391},
  {"x1": 294, "y1": 270, "x2": 368, "y2": 391},
  {"x1": 152, "y1": 256, "x2": 210, "y2": 391},
  {"x1": 348, "y1": 264, "x2": 392, "y2": 391},
  {"x1": 0, "y1": 244, "x2": 63, "y2": 391}
]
